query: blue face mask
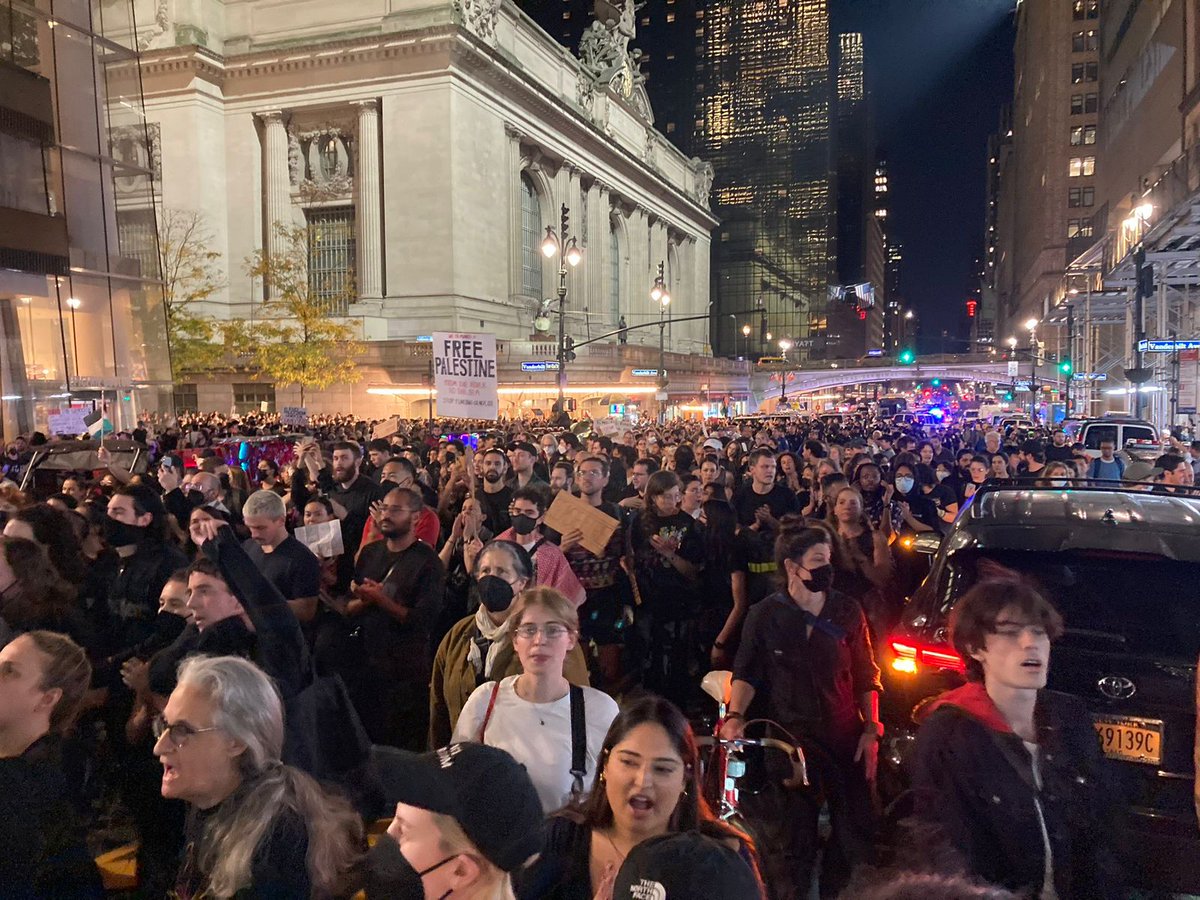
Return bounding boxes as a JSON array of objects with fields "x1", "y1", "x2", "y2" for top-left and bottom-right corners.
[{"x1": 895, "y1": 476, "x2": 915, "y2": 494}]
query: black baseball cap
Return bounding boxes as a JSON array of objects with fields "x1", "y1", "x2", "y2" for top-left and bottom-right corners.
[
  {"x1": 613, "y1": 832, "x2": 759, "y2": 899},
  {"x1": 372, "y1": 744, "x2": 543, "y2": 873},
  {"x1": 509, "y1": 440, "x2": 539, "y2": 456}
]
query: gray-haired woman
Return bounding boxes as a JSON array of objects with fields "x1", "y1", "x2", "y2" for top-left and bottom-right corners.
[{"x1": 154, "y1": 655, "x2": 363, "y2": 898}]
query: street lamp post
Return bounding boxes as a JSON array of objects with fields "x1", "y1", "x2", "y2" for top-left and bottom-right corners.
[
  {"x1": 1026, "y1": 317, "x2": 1039, "y2": 422},
  {"x1": 651, "y1": 261, "x2": 671, "y2": 424},
  {"x1": 66, "y1": 297, "x2": 81, "y2": 379},
  {"x1": 778, "y1": 338, "x2": 792, "y2": 404},
  {"x1": 741, "y1": 323, "x2": 751, "y2": 359},
  {"x1": 541, "y1": 204, "x2": 582, "y2": 414}
]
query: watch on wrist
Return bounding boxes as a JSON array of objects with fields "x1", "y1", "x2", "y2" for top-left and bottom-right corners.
[{"x1": 725, "y1": 711, "x2": 745, "y2": 721}]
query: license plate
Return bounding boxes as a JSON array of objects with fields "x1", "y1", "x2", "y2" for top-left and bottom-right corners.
[{"x1": 1092, "y1": 715, "x2": 1163, "y2": 765}]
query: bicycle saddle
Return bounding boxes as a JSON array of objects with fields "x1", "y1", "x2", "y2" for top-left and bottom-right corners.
[{"x1": 701, "y1": 670, "x2": 733, "y2": 705}]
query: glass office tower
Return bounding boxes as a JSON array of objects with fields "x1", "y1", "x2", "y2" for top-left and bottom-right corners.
[{"x1": 0, "y1": 0, "x2": 169, "y2": 438}]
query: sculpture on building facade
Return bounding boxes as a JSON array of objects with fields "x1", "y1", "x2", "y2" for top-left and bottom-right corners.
[
  {"x1": 690, "y1": 158, "x2": 714, "y2": 209},
  {"x1": 577, "y1": 0, "x2": 648, "y2": 119},
  {"x1": 453, "y1": 0, "x2": 502, "y2": 43}
]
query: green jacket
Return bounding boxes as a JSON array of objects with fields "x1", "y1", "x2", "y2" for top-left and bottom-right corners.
[{"x1": 429, "y1": 615, "x2": 591, "y2": 748}]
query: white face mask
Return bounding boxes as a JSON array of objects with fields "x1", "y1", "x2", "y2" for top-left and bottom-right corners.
[
  {"x1": 895, "y1": 476, "x2": 915, "y2": 494},
  {"x1": 1050, "y1": 478, "x2": 1068, "y2": 487},
  {"x1": 936, "y1": 470, "x2": 950, "y2": 482}
]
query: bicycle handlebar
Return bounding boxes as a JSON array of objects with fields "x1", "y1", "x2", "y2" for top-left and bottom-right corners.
[{"x1": 696, "y1": 735, "x2": 809, "y2": 787}]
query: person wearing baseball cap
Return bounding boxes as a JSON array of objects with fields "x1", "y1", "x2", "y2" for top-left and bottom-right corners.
[
  {"x1": 612, "y1": 832, "x2": 763, "y2": 899},
  {"x1": 374, "y1": 742, "x2": 544, "y2": 898}
]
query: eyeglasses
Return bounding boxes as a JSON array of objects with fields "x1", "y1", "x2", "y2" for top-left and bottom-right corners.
[
  {"x1": 152, "y1": 714, "x2": 219, "y2": 749},
  {"x1": 513, "y1": 622, "x2": 571, "y2": 640}
]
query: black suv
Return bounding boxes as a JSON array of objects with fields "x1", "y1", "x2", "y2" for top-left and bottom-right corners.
[{"x1": 879, "y1": 484, "x2": 1200, "y2": 893}]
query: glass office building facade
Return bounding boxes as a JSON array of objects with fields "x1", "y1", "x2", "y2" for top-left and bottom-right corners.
[
  {"x1": 700, "y1": 0, "x2": 835, "y2": 360},
  {"x1": 0, "y1": 0, "x2": 169, "y2": 439}
]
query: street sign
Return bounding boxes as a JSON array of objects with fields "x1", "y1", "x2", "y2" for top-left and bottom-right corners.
[
  {"x1": 1138, "y1": 339, "x2": 1200, "y2": 352},
  {"x1": 655, "y1": 391, "x2": 668, "y2": 401},
  {"x1": 632, "y1": 368, "x2": 661, "y2": 377},
  {"x1": 866, "y1": 349, "x2": 884, "y2": 357},
  {"x1": 1014, "y1": 381, "x2": 1032, "y2": 392},
  {"x1": 520, "y1": 361, "x2": 560, "y2": 372},
  {"x1": 1007, "y1": 360, "x2": 1019, "y2": 377},
  {"x1": 415, "y1": 335, "x2": 433, "y2": 342},
  {"x1": 1071, "y1": 372, "x2": 1108, "y2": 382}
]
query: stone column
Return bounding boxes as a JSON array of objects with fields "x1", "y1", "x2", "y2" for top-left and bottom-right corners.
[
  {"x1": 258, "y1": 111, "x2": 291, "y2": 269},
  {"x1": 629, "y1": 206, "x2": 650, "y2": 329},
  {"x1": 505, "y1": 124, "x2": 526, "y2": 299},
  {"x1": 564, "y1": 163, "x2": 585, "y2": 335},
  {"x1": 354, "y1": 99, "x2": 383, "y2": 301},
  {"x1": 586, "y1": 182, "x2": 610, "y2": 326}
]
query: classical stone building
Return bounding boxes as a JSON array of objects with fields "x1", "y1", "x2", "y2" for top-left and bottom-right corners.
[{"x1": 129, "y1": 0, "x2": 739, "y2": 418}]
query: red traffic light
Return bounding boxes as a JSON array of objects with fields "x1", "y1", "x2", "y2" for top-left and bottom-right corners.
[{"x1": 965, "y1": 299, "x2": 977, "y2": 318}]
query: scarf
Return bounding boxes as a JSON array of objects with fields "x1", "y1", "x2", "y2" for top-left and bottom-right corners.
[{"x1": 466, "y1": 604, "x2": 512, "y2": 681}]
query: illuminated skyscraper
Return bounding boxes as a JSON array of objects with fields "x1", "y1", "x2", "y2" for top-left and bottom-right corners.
[{"x1": 700, "y1": 0, "x2": 835, "y2": 359}]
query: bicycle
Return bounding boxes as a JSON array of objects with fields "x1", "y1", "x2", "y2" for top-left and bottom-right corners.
[{"x1": 694, "y1": 669, "x2": 809, "y2": 824}]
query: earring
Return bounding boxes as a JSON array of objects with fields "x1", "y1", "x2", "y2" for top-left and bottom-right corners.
[{"x1": 599, "y1": 771, "x2": 606, "y2": 783}]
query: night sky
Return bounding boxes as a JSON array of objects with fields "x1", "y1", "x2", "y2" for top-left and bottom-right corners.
[{"x1": 833, "y1": 0, "x2": 1016, "y2": 344}]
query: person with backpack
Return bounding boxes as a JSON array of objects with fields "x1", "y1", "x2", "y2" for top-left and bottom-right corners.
[
  {"x1": 452, "y1": 587, "x2": 617, "y2": 813},
  {"x1": 1086, "y1": 439, "x2": 1125, "y2": 484}
]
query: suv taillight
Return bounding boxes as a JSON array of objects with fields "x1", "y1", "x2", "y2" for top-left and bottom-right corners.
[{"x1": 888, "y1": 639, "x2": 966, "y2": 675}]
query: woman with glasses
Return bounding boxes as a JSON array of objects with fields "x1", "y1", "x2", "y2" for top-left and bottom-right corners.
[
  {"x1": 0, "y1": 630, "x2": 103, "y2": 898},
  {"x1": 452, "y1": 586, "x2": 618, "y2": 814},
  {"x1": 430, "y1": 540, "x2": 592, "y2": 748},
  {"x1": 154, "y1": 654, "x2": 363, "y2": 898}
]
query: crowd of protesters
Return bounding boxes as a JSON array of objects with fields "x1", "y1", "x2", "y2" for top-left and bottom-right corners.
[{"x1": 0, "y1": 406, "x2": 1174, "y2": 898}]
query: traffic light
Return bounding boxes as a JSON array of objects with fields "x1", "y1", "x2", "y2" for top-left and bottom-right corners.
[
  {"x1": 898, "y1": 348, "x2": 916, "y2": 365},
  {"x1": 1003, "y1": 391, "x2": 1014, "y2": 401},
  {"x1": 931, "y1": 378, "x2": 942, "y2": 387},
  {"x1": 563, "y1": 336, "x2": 576, "y2": 362},
  {"x1": 1059, "y1": 358, "x2": 1073, "y2": 375}
]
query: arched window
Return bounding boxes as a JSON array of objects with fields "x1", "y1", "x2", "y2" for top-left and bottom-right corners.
[
  {"x1": 520, "y1": 174, "x2": 543, "y2": 298},
  {"x1": 609, "y1": 223, "x2": 621, "y2": 325}
]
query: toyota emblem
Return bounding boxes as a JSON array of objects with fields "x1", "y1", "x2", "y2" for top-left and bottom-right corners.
[{"x1": 1097, "y1": 676, "x2": 1136, "y2": 700}]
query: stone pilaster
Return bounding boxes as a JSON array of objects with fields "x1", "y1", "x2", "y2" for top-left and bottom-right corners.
[
  {"x1": 354, "y1": 99, "x2": 383, "y2": 300},
  {"x1": 258, "y1": 110, "x2": 291, "y2": 271}
]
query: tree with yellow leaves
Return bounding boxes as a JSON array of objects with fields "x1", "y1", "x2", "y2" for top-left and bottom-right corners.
[{"x1": 237, "y1": 222, "x2": 365, "y2": 407}]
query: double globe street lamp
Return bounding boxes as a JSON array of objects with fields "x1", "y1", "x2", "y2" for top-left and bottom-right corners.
[{"x1": 540, "y1": 204, "x2": 582, "y2": 413}]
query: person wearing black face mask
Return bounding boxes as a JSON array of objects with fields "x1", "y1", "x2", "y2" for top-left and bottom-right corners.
[
  {"x1": 368, "y1": 743, "x2": 545, "y2": 900},
  {"x1": 720, "y1": 518, "x2": 882, "y2": 899},
  {"x1": 494, "y1": 487, "x2": 585, "y2": 608},
  {"x1": 428, "y1": 540, "x2": 591, "y2": 748}
]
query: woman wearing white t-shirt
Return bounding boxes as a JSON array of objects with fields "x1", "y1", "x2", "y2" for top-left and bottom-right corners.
[{"x1": 453, "y1": 586, "x2": 619, "y2": 814}]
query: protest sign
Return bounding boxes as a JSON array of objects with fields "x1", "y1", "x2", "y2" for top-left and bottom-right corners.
[
  {"x1": 294, "y1": 520, "x2": 344, "y2": 558},
  {"x1": 432, "y1": 332, "x2": 498, "y2": 420},
  {"x1": 281, "y1": 406, "x2": 309, "y2": 428},
  {"x1": 372, "y1": 417, "x2": 400, "y2": 440},
  {"x1": 543, "y1": 490, "x2": 620, "y2": 557},
  {"x1": 48, "y1": 408, "x2": 89, "y2": 436}
]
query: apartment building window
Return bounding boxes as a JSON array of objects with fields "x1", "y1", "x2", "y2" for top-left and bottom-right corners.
[
  {"x1": 1069, "y1": 186, "x2": 1095, "y2": 207},
  {"x1": 1067, "y1": 218, "x2": 1094, "y2": 239},
  {"x1": 1071, "y1": 94, "x2": 1084, "y2": 114},
  {"x1": 173, "y1": 384, "x2": 199, "y2": 412},
  {"x1": 1073, "y1": 93, "x2": 1098, "y2": 114},
  {"x1": 1071, "y1": 62, "x2": 1098, "y2": 83},
  {"x1": 306, "y1": 207, "x2": 356, "y2": 316},
  {"x1": 1070, "y1": 125, "x2": 1097, "y2": 145},
  {"x1": 1072, "y1": 30, "x2": 1098, "y2": 52},
  {"x1": 1073, "y1": 0, "x2": 1099, "y2": 18},
  {"x1": 1069, "y1": 156, "x2": 1096, "y2": 177}
]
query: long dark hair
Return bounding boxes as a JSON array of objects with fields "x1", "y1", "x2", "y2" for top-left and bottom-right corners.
[
  {"x1": 701, "y1": 499, "x2": 736, "y2": 569},
  {"x1": 558, "y1": 695, "x2": 764, "y2": 892},
  {"x1": 12, "y1": 503, "x2": 87, "y2": 585},
  {"x1": 0, "y1": 536, "x2": 77, "y2": 628}
]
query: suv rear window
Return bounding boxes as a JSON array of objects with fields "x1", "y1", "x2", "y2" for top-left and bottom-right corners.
[
  {"x1": 934, "y1": 549, "x2": 1200, "y2": 661},
  {"x1": 1124, "y1": 425, "x2": 1156, "y2": 443},
  {"x1": 1084, "y1": 425, "x2": 1118, "y2": 449}
]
